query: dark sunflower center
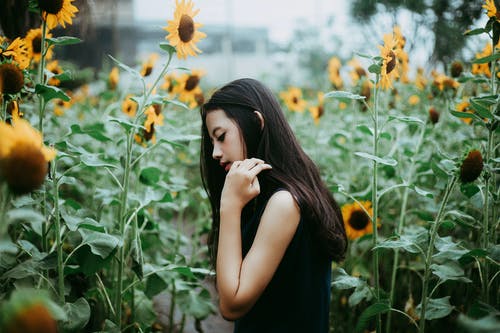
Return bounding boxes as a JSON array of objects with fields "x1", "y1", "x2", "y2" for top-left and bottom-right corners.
[
  {"x1": 178, "y1": 14, "x2": 195, "y2": 43},
  {"x1": 348, "y1": 210, "x2": 369, "y2": 230},
  {"x1": 318, "y1": 105, "x2": 324, "y2": 118},
  {"x1": 33, "y1": 36, "x2": 42, "y2": 54},
  {"x1": 292, "y1": 96, "x2": 298, "y2": 104},
  {"x1": 0, "y1": 63, "x2": 24, "y2": 95},
  {"x1": 185, "y1": 75, "x2": 199, "y2": 91},
  {"x1": 386, "y1": 50, "x2": 396, "y2": 74},
  {"x1": 38, "y1": 0, "x2": 64, "y2": 14}
]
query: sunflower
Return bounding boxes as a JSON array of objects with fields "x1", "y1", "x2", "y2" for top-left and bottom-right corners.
[
  {"x1": 327, "y1": 57, "x2": 343, "y2": 89},
  {"x1": 341, "y1": 201, "x2": 379, "y2": 240},
  {"x1": 408, "y1": 95, "x2": 420, "y2": 105},
  {"x1": 1, "y1": 37, "x2": 30, "y2": 70},
  {"x1": 472, "y1": 42, "x2": 493, "y2": 78},
  {"x1": 38, "y1": 0, "x2": 79, "y2": 30},
  {"x1": 456, "y1": 99, "x2": 474, "y2": 125},
  {"x1": 0, "y1": 63, "x2": 25, "y2": 96},
  {"x1": 308, "y1": 92, "x2": 324, "y2": 125},
  {"x1": 164, "y1": 0, "x2": 207, "y2": 59},
  {"x1": 0, "y1": 116, "x2": 56, "y2": 195},
  {"x1": 140, "y1": 53, "x2": 159, "y2": 77},
  {"x1": 279, "y1": 87, "x2": 307, "y2": 113},
  {"x1": 25, "y1": 28, "x2": 53, "y2": 64},
  {"x1": 121, "y1": 95, "x2": 137, "y2": 117},
  {"x1": 7, "y1": 100, "x2": 23, "y2": 121},
  {"x1": 108, "y1": 66, "x2": 119, "y2": 90},
  {"x1": 45, "y1": 60, "x2": 62, "y2": 86},
  {"x1": 428, "y1": 106, "x2": 440, "y2": 124},
  {"x1": 378, "y1": 32, "x2": 399, "y2": 90},
  {"x1": 144, "y1": 104, "x2": 164, "y2": 133},
  {"x1": 414, "y1": 67, "x2": 428, "y2": 90},
  {"x1": 483, "y1": 0, "x2": 500, "y2": 21},
  {"x1": 161, "y1": 72, "x2": 179, "y2": 98},
  {"x1": 348, "y1": 58, "x2": 366, "y2": 85},
  {"x1": 175, "y1": 69, "x2": 205, "y2": 108}
]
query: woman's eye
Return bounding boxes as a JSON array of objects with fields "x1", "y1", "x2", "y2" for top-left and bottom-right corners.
[{"x1": 217, "y1": 133, "x2": 225, "y2": 142}]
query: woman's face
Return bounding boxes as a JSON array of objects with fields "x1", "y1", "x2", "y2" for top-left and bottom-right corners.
[{"x1": 205, "y1": 108, "x2": 245, "y2": 172}]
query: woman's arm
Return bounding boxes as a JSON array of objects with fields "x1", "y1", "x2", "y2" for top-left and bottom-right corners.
[{"x1": 217, "y1": 183, "x2": 300, "y2": 320}]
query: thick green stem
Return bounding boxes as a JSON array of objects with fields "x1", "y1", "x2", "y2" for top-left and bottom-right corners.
[
  {"x1": 168, "y1": 281, "x2": 176, "y2": 333},
  {"x1": 372, "y1": 74, "x2": 381, "y2": 333},
  {"x1": 386, "y1": 123, "x2": 427, "y2": 333},
  {"x1": 482, "y1": 121, "x2": 494, "y2": 303},
  {"x1": 115, "y1": 130, "x2": 133, "y2": 327},
  {"x1": 418, "y1": 177, "x2": 457, "y2": 333},
  {"x1": 52, "y1": 159, "x2": 65, "y2": 304},
  {"x1": 0, "y1": 184, "x2": 10, "y2": 238}
]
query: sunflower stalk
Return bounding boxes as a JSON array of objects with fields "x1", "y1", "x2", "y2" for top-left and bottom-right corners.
[
  {"x1": 372, "y1": 73, "x2": 382, "y2": 333},
  {"x1": 1, "y1": 98, "x2": 7, "y2": 122},
  {"x1": 0, "y1": 184, "x2": 10, "y2": 238},
  {"x1": 386, "y1": 121, "x2": 427, "y2": 333},
  {"x1": 418, "y1": 176, "x2": 457, "y2": 333},
  {"x1": 52, "y1": 158, "x2": 65, "y2": 304},
  {"x1": 37, "y1": 19, "x2": 48, "y2": 134}
]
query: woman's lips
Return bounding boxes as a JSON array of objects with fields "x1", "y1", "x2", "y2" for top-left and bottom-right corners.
[{"x1": 224, "y1": 162, "x2": 231, "y2": 172}]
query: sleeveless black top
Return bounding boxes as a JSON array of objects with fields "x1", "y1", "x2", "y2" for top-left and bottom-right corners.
[{"x1": 234, "y1": 190, "x2": 332, "y2": 333}]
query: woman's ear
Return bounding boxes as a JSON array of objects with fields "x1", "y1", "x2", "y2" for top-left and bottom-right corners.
[{"x1": 254, "y1": 111, "x2": 265, "y2": 130}]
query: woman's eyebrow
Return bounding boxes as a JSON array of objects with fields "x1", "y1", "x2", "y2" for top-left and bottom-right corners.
[{"x1": 211, "y1": 126, "x2": 222, "y2": 137}]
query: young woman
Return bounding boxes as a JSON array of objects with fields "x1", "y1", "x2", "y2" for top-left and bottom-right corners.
[{"x1": 200, "y1": 78, "x2": 347, "y2": 332}]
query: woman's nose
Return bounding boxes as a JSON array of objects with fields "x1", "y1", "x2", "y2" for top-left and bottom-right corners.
[{"x1": 212, "y1": 144, "x2": 222, "y2": 160}]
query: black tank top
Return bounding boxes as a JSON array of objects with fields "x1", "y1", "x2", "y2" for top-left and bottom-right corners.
[{"x1": 234, "y1": 190, "x2": 332, "y2": 333}]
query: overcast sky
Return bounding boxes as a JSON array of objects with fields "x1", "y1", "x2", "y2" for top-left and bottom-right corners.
[{"x1": 133, "y1": 0, "x2": 351, "y2": 43}]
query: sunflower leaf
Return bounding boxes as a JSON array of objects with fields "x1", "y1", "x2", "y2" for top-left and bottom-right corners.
[
  {"x1": 472, "y1": 52, "x2": 500, "y2": 64},
  {"x1": 35, "y1": 84, "x2": 70, "y2": 102},
  {"x1": 46, "y1": 36, "x2": 82, "y2": 47},
  {"x1": 159, "y1": 42, "x2": 176, "y2": 57},
  {"x1": 388, "y1": 115, "x2": 425, "y2": 124},
  {"x1": 463, "y1": 28, "x2": 487, "y2": 36},
  {"x1": 324, "y1": 91, "x2": 366, "y2": 100},
  {"x1": 108, "y1": 54, "x2": 141, "y2": 78},
  {"x1": 355, "y1": 301, "x2": 391, "y2": 332},
  {"x1": 416, "y1": 297, "x2": 454, "y2": 320},
  {"x1": 354, "y1": 152, "x2": 398, "y2": 166}
]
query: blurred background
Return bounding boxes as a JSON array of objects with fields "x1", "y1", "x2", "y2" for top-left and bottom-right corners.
[{"x1": 0, "y1": 0, "x2": 487, "y2": 89}]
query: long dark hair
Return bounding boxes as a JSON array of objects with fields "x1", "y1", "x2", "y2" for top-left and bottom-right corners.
[{"x1": 200, "y1": 78, "x2": 347, "y2": 266}]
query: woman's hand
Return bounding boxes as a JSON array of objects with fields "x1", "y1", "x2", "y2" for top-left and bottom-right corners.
[{"x1": 220, "y1": 158, "x2": 272, "y2": 210}]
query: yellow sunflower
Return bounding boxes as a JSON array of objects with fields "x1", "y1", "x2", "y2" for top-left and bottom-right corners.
[
  {"x1": 140, "y1": 53, "x2": 159, "y2": 77},
  {"x1": 175, "y1": 69, "x2": 205, "y2": 108},
  {"x1": 378, "y1": 33, "x2": 399, "y2": 90},
  {"x1": 279, "y1": 87, "x2": 307, "y2": 113},
  {"x1": 456, "y1": 99, "x2": 474, "y2": 125},
  {"x1": 0, "y1": 115, "x2": 56, "y2": 195},
  {"x1": 348, "y1": 58, "x2": 367, "y2": 85},
  {"x1": 472, "y1": 42, "x2": 493, "y2": 78},
  {"x1": 308, "y1": 92, "x2": 324, "y2": 125},
  {"x1": 483, "y1": 0, "x2": 500, "y2": 21},
  {"x1": 408, "y1": 95, "x2": 420, "y2": 105},
  {"x1": 327, "y1": 57, "x2": 343, "y2": 89},
  {"x1": 144, "y1": 105, "x2": 164, "y2": 132},
  {"x1": 164, "y1": 0, "x2": 207, "y2": 59},
  {"x1": 108, "y1": 67, "x2": 119, "y2": 90},
  {"x1": 341, "y1": 201, "x2": 379, "y2": 240},
  {"x1": 122, "y1": 95, "x2": 138, "y2": 117},
  {"x1": 38, "y1": 0, "x2": 79, "y2": 30},
  {"x1": 25, "y1": 28, "x2": 53, "y2": 63},
  {"x1": 414, "y1": 67, "x2": 428, "y2": 90},
  {"x1": 1, "y1": 37, "x2": 30, "y2": 70}
]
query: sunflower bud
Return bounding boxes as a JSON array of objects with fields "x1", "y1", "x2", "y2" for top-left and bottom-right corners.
[
  {"x1": 428, "y1": 107, "x2": 439, "y2": 124},
  {"x1": 459, "y1": 150, "x2": 483, "y2": 183},
  {"x1": 450, "y1": 60, "x2": 463, "y2": 78}
]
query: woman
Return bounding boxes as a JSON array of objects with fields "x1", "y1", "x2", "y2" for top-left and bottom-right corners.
[{"x1": 200, "y1": 78, "x2": 347, "y2": 332}]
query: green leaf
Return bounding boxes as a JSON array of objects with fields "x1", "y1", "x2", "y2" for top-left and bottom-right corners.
[
  {"x1": 410, "y1": 185, "x2": 434, "y2": 199},
  {"x1": 81, "y1": 232, "x2": 121, "y2": 259},
  {"x1": 145, "y1": 273, "x2": 168, "y2": 298},
  {"x1": 80, "y1": 154, "x2": 117, "y2": 169},
  {"x1": 46, "y1": 36, "x2": 82, "y2": 46},
  {"x1": 62, "y1": 298, "x2": 91, "y2": 331},
  {"x1": 108, "y1": 54, "x2": 141, "y2": 78},
  {"x1": 388, "y1": 115, "x2": 425, "y2": 124},
  {"x1": 460, "y1": 182, "x2": 481, "y2": 198},
  {"x1": 35, "y1": 84, "x2": 70, "y2": 102},
  {"x1": 470, "y1": 98, "x2": 493, "y2": 119},
  {"x1": 324, "y1": 90, "x2": 366, "y2": 101},
  {"x1": 464, "y1": 28, "x2": 487, "y2": 36},
  {"x1": 356, "y1": 124, "x2": 374, "y2": 136},
  {"x1": 373, "y1": 235, "x2": 421, "y2": 254},
  {"x1": 108, "y1": 116, "x2": 143, "y2": 132},
  {"x1": 331, "y1": 268, "x2": 363, "y2": 289},
  {"x1": 354, "y1": 152, "x2": 398, "y2": 166},
  {"x1": 417, "y1": 297, "x2": 454, "y2": 320},
  {"x1": 139, "y1": 167, "x2": 162, "y2": 186},
  {"x1": 159, "y1": 42, "x2": 176, "y2": 56},
  {"x1": 368, "y1": 63, "x2": 381, "y2": 74},
  {"x1": 355, "y1": 301, "x2": 390, "y2": 332},
  {"x1": 178, "y1": 289, "x2": 217, "y2": 319},
  {"x1": 459, "y1": 249, "x2": 488, "y2": 265},
  {"x1": 433, "y1": 236, "x2": 469, "y2": 262},
  {"x1": 69, "y1": 124, "x2": 112, "y2": 142},
  {"x1": 472, "y1": 52, "x2": 500, "y2": 64},
  {"x1": 430, "y1": 262, "x2": 471, "y2": 283}
]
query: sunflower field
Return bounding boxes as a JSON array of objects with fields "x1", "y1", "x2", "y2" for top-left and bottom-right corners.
[{"x1": 0, "y1": 0, "x2": 499, "y2": 332}]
